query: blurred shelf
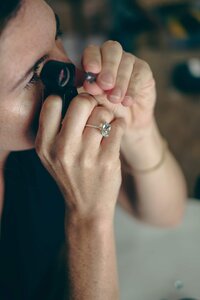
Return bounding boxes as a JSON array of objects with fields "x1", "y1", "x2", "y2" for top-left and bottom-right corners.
[
  {"x1": 139, "y1": 0, "x2": 192, "y2": 9},
  {"x1": 137, "y1": 0, "x2": 200, "y2": 50}
]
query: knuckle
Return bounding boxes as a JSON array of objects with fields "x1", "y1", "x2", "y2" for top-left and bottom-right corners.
[
  {"x1": 139, "y1": 59, "x2": 151, "y2": 72},
  {"x1": 104, "y1": 162, "x2": 113, "y2": 172},
  {"x1": 35, "y1": 142, "x2": 49, "y2": 161},
  {"x1": 79, "y1": 155, "x2": 94, "y2": 170},
  {"x1": 116, "y1": 74, "x2": 128, "y2": 84},
  {"x1": 106, "y1": 59, "x2": 118, "y2": 68},
  {"x1": 76, "y1": 149, "x2": 96, "y2": 170},
  {"x1": 43, "y1": 95, "x2": 62, "y2": 109},
  {"x1": 54, "y1": 148, "x2": 71, "y2": 169},
  {"x1": 147, "y1": 77, "x2": 156, "y2": 88},
  {"x1": 54, "y1": 144, "x2": 68, "y2": 161},
  {"x1": 92, "y1": 106, "x2": 113, "y2": 121},
  {"x1": 71, "y1": 93, "x2": 97, "y2": 109},
  {"x1": 123, "y1": 52, "x2": 135, "y2": 65},
  {"x1": 77, "y1": 93, "x2": 97, "y2": 105},
  {"x1": 100, "y1": 159, "x2": 117, "y2": 175},
  {"x1": 103, "y1": 40, "x2": 123, "y2": 51},
  {"x1": 99, "y1": 158, "x2": 112, "y2": 171}
]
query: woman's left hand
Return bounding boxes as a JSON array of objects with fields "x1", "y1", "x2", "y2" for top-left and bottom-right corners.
[{"x1": 82, "y1": 40, "x2": 156, "y2": 136}]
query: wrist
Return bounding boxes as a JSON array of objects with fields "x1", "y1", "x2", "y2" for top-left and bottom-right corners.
[
  {"x1": 65, "y1": 210, "x2": 114, "y2": 232},
  {"x1": 121, "y1": 119, "x2": 166, "y2": 172},
  {"x1": 121, "y1": 117, "x2": 159, "y2": 151}
]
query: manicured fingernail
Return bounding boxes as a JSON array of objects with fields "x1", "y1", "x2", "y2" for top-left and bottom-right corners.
[
  {"x1": 109, "y1": 89, "x2": 122, "y2": 102},
  {"x1": 99, "y1": 73, "x2": 114, "y2": 86}
]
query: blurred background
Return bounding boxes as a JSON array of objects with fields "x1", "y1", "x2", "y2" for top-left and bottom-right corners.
[
  {"x1": 47, "y1": 0, "x2": 200, "y2": 199},
  {"x1": 46, "y1": 1, "x2": 200, "y2": 299}
]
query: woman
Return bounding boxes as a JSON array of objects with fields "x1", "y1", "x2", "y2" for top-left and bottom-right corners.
[{"x1": 0, "y1": 0, "x2": 187, "y2": 299}]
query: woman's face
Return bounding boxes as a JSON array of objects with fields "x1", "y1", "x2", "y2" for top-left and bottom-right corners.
[{"x1": 0, "y1": 0, "x2": 68, "y2": 152}]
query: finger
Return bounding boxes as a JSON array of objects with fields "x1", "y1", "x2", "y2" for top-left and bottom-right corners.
[
  {"x1": 108, "y1": 52, "x2": 135, "y2": 104},
  {"x1": 58, "y1": 93, "x2": 98, "y2": 143},
  {"x1": 122, "y1": 58, "x2": 155, "y2": 107},
  {"x1": 82, "y1": 44, "x2": 102, "y2": 73},
  {"x1": 83, "y1": 80, "x2": 104, "y2": 96},
  {"x1": 35, "y1": 95, "x2": 62, "y2": 150},
  {"x1": 83, "y1": 106, "x2": 114, "y2": 150},
  {"x1": 82, "y1": 45, "x2": 104, "y2": 95},
  {"x1": 97, "y1": 40, "x2": 123, "y2": 91},
  {"x1": 101, "y1": 118, "x2": 125, "y2": 157}
]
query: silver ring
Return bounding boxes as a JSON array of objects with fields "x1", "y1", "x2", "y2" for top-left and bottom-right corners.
[{"x1": 85, "y1": 122, "x2": 111, "y2": 138}]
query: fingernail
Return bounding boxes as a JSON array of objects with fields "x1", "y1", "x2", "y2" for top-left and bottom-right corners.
[{"x1": 99, "y1": 73, "x2": 114, "y2": 86}]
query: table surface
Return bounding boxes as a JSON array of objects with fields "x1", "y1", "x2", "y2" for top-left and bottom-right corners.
[{"x1": 115, "y1": 199, "x2": 200, "y2": 300}]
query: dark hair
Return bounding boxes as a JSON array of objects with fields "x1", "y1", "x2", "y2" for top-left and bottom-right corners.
[{"x1": 0, "y1": 0, "x2": 22, "y2": 34}]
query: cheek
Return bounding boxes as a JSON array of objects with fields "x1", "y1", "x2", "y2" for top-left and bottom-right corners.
[
  {"x1": 0, "y1": 86, "x2": 43, "y2": 151},
  {"x1": 13, "y1": 87, "x2": 42, "y2": 130}
]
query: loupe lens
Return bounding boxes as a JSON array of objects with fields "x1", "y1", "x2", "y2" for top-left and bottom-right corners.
[{"x1": 40, "y1": 60, "x2": 76, "y2": 94}]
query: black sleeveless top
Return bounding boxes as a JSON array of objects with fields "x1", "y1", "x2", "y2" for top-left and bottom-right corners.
[{"x1": 0, "y1": 150, "x2": 67, "y2": 300}]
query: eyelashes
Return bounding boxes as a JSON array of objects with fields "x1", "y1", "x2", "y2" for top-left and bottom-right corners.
[
  {"x1": 25, "y1": 13, "x2": 63, "y2": 90},
  {"x1": 25, "y1": 65, "x2": 41, "y2": 90}
]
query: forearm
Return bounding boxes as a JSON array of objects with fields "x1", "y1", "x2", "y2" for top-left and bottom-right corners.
[
  {"x1": 121, "y1": 119, "x2": 187, "y2": 227},
  {"x1": 65, "y1": 214, "x2": 119, "y2": 300}
]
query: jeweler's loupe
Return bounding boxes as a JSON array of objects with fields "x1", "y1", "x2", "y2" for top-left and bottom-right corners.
[{"x1": 40, "y1": 60, "x2": 97, "y2": 118}]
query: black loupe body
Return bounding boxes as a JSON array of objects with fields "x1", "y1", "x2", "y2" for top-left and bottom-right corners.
[
  {"x1": 40, "y1": 60, "x2": 78, "y2": 118},
  {"x1": 40, "y1": 60, "x2": 97, "y2": 119}
]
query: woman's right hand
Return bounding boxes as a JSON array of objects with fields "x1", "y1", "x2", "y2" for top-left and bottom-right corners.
[{"x1": 35, "y1": 93, "x2": 125, "y2": 221}]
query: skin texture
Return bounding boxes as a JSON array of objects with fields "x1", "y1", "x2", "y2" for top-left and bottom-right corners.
[{"x1": 0, "y1": 0, "x2": 187, "y2": 299}]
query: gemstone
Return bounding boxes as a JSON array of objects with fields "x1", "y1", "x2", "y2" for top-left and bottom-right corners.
[
  {"x1": 100, "y1": 122, "x2": 111, "y2": 137},
  {"x1": 85, "y1": 72, "x2": 97, "y2": 83}
]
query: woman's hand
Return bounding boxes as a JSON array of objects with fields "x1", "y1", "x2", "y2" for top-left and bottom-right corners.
[
  {"x1": 78, "y1": 41, "x2": 187, "y2": 228},
  {"x1": 82, "y1": 40, "x2": 156, "y2": 139},
  {"x1": 35, "y1": 93, "x2": 125, "y2": 221}
]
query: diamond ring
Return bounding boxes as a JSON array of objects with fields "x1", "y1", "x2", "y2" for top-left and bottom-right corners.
[{"x1": 85, "y1": 122, "x2": 111, "y2": 138}]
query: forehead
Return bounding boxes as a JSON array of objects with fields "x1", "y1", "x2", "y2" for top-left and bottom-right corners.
[{"x1": 0, "y1": 0, "x2": 55, "y2": 91}]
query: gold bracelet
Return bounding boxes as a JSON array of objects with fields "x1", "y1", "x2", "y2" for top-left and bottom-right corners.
[{"x1": 122, "y1": 139, "x2": 168, "y2": 175}]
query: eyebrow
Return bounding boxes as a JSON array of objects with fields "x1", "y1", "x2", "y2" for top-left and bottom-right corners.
[{"x1": 11, "y1": 12, "x2": 59, "y2": 92}]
